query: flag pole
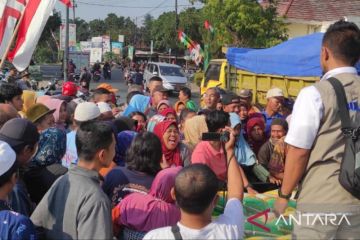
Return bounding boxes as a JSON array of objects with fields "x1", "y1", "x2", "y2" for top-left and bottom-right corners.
[{"x1": 0, "y1": 5, "x2": 27, "y2": 70}]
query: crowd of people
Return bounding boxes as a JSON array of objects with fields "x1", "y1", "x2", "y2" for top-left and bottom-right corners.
[{"x1": 0, "y1": 19, "x2": 359, "y2": 239}]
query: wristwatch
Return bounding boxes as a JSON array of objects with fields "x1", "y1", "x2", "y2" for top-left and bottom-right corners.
[{"x1": 278, "y1": 188, "x2": 291, "y2": 200}]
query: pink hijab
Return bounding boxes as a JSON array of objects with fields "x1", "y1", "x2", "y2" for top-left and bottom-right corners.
[
  {"x1": 115, "y1": 166, "x2": 182, "y2": 232},
  {"x1": 41, "y1": 98, "x2": 66, "y2": 130}
]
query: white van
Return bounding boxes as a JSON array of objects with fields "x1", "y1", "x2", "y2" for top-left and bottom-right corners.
[{"x1": 144, "y1": 62, "x2": 187, "y2": 91}]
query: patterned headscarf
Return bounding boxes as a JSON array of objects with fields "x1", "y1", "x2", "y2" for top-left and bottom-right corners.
[{"x1": 31, "y1": 128, "x2": 66, "y2": 167}]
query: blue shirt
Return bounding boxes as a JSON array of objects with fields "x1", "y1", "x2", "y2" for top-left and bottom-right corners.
[
  {"x1": 261, "y1": 111, "x2": 284, "y2": 138},
  {"x1": 0, "y1": 210, "x2": 37, "y2": 240}
]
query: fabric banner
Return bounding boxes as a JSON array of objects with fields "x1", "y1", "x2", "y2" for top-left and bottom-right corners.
[
  {"x1": 60, "y1": 23, "x2": 76, "y2": 50},
  {"x1": 0, "y1": 0, "x2": 26, "y2": 58},
  {"x1": 7, "y1": 0, "x2": 57, "y2": 71}
]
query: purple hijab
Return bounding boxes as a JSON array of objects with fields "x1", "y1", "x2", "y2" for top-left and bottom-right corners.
[{"x1": 116, "y1": 167, "x2": 182, "y2": 232}]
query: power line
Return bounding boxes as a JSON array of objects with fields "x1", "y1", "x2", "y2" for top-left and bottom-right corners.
[{"x1": 76, "y1": 1, "x2": 193, "y2": 9}]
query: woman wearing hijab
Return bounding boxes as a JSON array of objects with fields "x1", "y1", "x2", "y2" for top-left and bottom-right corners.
[
  {"x1": 156, "y1": 100, "x2": 171, "y2": 113},
  {"x1": 19, "y1": 90, "x2": 36, "y2": 118},
  {"x1": 183, "y1": 115, "x2": 208, "y2": 150},
  {"x1": 115, "y1": 131, "x2": 137, "y2": 166},
  {"x1": 159, "y1": 107, "x2": 177, "y2": 122},
  {"x1": 123, "y1": 94, "x2": 150, "y2": 117},
  {"x1": 41, "y1": 98, "x2": 67, "y2": 130},
  {"x1": 153, "y1": 121, "x2": 191, "y2": 168},
  {"x1": 112, "y1": 167, "x2": 182, "y2": 238},
  {"x1": 24, "y1": 128, "x2": 68, "y2": 204},
  {"x1": 246, "y1": 116, "x2": 266, "y2": 155},
  {"x1": 174, "y1": 101, "x2": 186, "y2": 116}
]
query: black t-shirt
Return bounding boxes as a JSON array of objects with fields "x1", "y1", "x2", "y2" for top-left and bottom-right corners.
[{"x1": 102, "y1": 167, "x2": 155, "y2": 207}]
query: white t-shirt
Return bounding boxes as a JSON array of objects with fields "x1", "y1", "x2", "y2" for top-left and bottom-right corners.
[
  {"x1": 61, "y1": 130, "x2": 78, "y2": 168},
  {"x1": 285, "y1": 67, "x2": 358, "y2": 149},
  {"x1": 143, "y1": 198, "x2": 244, "y2": 240}
]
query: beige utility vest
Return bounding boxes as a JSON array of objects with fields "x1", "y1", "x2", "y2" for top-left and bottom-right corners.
[{"x1": 297, "y1": 73, "x2": 360, "y2": 213}]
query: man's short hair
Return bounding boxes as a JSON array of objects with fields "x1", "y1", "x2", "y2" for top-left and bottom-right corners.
[
  {"x1": 0, "y1": 83, "x2": 23, "y2": 103},
  {"x1": 175, "y1": 164, "x2": 219, "y2": 214},
  {"x1": 323, "y1": 20, "x2": 360, "y2": 65},
  {"x1": 149, "y1": 76, "x2": 162, "y2": 82},
  {"x1": 76, "y1": 121, "x2": 113, "y2": 162},
  {"x1": 205, "y1": 110, "x2": 230, "y2": 132},
  {"x1": 180, "y1": 86, "x2": 192, "y2": 99}
]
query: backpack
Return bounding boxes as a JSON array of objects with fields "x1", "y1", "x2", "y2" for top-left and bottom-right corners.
[{"x1": 328, "y1": 77, "x2": 360, "y2": 199}]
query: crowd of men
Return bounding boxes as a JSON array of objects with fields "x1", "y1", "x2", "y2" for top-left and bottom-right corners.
[{"x1": 0, "y1": 20, "x2": 359, "y2": 239}]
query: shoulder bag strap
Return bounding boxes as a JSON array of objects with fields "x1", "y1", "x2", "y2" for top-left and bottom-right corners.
[
  {"x1": 171, "y1": 225, "x2": 183, "y2": 240},
  {"x1": 327, "y1": 77, "x2": 352, "y2": 129}
]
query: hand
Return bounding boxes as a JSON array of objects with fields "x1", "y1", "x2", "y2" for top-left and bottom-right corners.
[
  {"x1": 269, "y1": 176, "x2": 282, "y2": 186},
  {"x1": 246, "y1": 186, "x2": 258, "y2": 195},
  {"x1": 112, "y1": 107, "x2": 120, "y2": 116},
  {"x1": 224, "y1": 127, "x2": 236, "y2": 152},
  {"x1": 274, "y1": 197, "x2": 289, "y2": 217}
]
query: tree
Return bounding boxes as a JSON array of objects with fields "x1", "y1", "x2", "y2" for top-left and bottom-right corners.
[
  {"x1": 104, "y1": 13, "x2": 123, "y2": 41},
  {"x1": 140, "y1": 14, "x2": 154, "y2": 46},
  {"x1": 202, "y1": 0, "x2": 287, "y2": 49},
  {"x1": 72, "y1": 18, "x2": 90, "y2": 41},
  {"x1": 89, "y1": 19, "x2": 106, "y2": 37}
]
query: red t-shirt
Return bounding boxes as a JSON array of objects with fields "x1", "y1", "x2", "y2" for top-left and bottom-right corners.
[{"x1": 191, "y1": 141, "x2": 227, "y2": 181}]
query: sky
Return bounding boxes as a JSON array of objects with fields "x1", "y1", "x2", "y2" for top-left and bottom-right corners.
[{"x1": 55, "y1": 0, "x2": 203, "y2": 25}]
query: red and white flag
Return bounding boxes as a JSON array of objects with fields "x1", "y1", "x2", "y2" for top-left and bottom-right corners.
[
  {"x1": 59, "y1": 0, "x2": 72, "y2": 7},
  {"x1": 7, "y1": 0, "x2": 57, "y2": 71},
  {"x1": 0, "y1": 0, "x2": 26, "y2": 58}
]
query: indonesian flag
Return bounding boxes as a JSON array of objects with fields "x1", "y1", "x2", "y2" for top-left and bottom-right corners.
[
  {"x1": 59, "y1": 0, "x2": 72, "y2": 7},
  {"x1": 204, "y1": 20, "x2": 214, "y2": 34},
  {"x1": 7, "y1": 0, "x2": 57, "y2": 71},
  {"x1": 0, "y1": 0, "x2": 26, "y2": 58}
]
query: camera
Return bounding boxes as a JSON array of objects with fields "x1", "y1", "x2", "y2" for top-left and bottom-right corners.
[{"x1": 201, "y1": 131, "x2": 230, "y2": 142}]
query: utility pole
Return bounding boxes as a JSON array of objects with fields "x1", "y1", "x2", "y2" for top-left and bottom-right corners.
[
  {"x1": 175, "y1": 0, "x2": 178, "y2": 64},
  {"x1": 72, "y1": 0, "x2": 76, "y2": 22},
  {"x1": 63, "y1": 5, "x2": 69, "y2": 81}
]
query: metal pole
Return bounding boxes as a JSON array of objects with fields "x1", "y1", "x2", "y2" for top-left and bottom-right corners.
[
  {"x1": 175, "y1": 0, "x2": 178, "y2": 64},
  {"x1": 64, "y1": 6, "x2": 69, "y2": 81},
  {"x1": 72, "y1": 0, "x2": 76, "y2": 22}
]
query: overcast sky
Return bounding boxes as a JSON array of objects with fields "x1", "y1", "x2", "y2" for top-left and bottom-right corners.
[{"x1": 55, "y1": 0, "x2": 203, "y2": 24}]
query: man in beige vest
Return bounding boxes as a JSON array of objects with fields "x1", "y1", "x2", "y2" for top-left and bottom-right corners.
[{"x1": 274, "y1": 20, "x2": 360, "y2": 239}]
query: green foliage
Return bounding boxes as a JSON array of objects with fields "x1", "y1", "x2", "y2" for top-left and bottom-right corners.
[
  {"x1": 89, "y1": 19, "x2": 106, "y2": 37},
  {"x1": 72, "y1": 18, "x2": 90, "y2": 41},
  {"x1": 34, "y1": 46, "x2": 55, "y2": 63},
  {"x1": 203, "y1": 0, "x2": 287, "y2": 49}
]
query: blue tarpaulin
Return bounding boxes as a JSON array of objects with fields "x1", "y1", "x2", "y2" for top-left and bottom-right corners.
[{"x1": 226, "y1": 33, "x2": 325, "y2": 77}]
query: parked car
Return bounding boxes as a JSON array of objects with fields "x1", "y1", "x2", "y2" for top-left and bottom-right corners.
[{"x1": 144, "y1": 62, "x2": 187, "y2": 92}]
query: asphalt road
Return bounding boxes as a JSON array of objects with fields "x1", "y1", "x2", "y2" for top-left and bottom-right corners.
[
  {"x1": 38, "y1": 65, "x2": 201, "y2": 106},
  {"x1": 89, "y1": 68, "x2": 201, "y2": 106}
]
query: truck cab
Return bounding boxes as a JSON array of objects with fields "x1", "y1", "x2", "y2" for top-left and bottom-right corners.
[{"x1": 200, "y1": 59, "x2": 227, "y2": 96}]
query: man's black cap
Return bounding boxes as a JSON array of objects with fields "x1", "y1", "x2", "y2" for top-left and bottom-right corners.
[
  {"x1": 0, "y1": 118, "x2": 39, "y2": 147},
  {"x1": 221, "y1": 92, "x2": 240, "y2": 105}
]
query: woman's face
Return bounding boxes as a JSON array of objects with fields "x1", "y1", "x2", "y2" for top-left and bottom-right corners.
[
  {"x1": 37, "y1": 114, "x2": 55, "y2": 132},
  {"x1": 239, "y1": 106, "x2": 248, "y2": 120},
  {"x1": 166, "y1": 113, "x2": 177, "y2": 122},
  {"x1": 158, "y1": 103, "x2": 168, "y2": 112},
  {"x1": 250, "y1": 125, "x2": 264, "y2": 141},
  {"x1": 132, "y1": 114, "x2": 146, "y2": 131},
  {"x1": 177, "y1": 103, "x2": 185, "y2": 114},
  {"x1": 163, "y1": 124, "x2": 179, "y2": 150},
  {"x1": 59, "y1": 103, "x2": 67, "y2": 123}
]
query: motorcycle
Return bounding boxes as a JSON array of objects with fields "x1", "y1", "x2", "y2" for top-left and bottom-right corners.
[{"x1": 93, "y1": 70, "x2": 101, "y2": 82}]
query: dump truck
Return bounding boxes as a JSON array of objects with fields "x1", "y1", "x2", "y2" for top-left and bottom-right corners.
[
  {"x1": 200, "y1": 33, "x2": 330, "y2": 106},
  {"x1": 200, "y1": 59, "x2": 319, "y2": 106}
]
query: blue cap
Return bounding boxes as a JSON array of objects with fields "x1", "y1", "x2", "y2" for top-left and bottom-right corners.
[{"x1": 229, "y1": 112, "x2": 241, "y2": 128}]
